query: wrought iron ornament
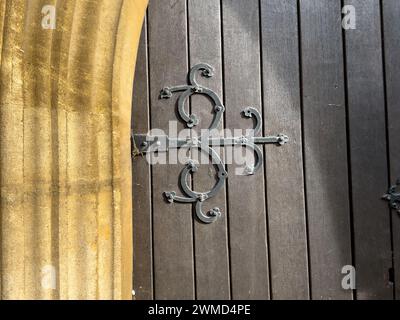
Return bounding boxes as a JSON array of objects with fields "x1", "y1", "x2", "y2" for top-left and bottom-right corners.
[
  {"x1": 383, "y1": 179, "x2": 400, "y2": 215},
  {"x1": 132, "y1": 63, "x2": 288, "y2": 223}
]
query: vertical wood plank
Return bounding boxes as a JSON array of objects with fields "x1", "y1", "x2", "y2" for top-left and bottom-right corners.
[
  {"x1": 132, "y1": 18, "x2": 153, "y2": 300},
  {"x1": 188, "y1": 0, "x2": 231, "y2": 300},
  {"x1": 222, "y1": 0, "x2": 270, "y2": 299},
  {"x1": 260, "y1": 0, "x2": 309, "y2": 299},
  {"x1": 344, "y1": 0, "x2": 392, "y2": 299},
  {"x1": 148, "y1": 0, "x2": 195, "y2": 299},
  {"x1": 300, "y1": 0, "x2": 353, "y2": 299},
  {"x1": 382, "y1": 0, "x2": 400, "y2": 300}
]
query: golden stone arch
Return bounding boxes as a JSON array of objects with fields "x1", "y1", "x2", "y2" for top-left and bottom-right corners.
[{"x1": 0, "y1": 0, "x2": 148, "y2": 299}]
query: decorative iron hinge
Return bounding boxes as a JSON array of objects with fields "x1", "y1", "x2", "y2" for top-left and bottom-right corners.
[
  {"x1": 132, "y1": 63, "x2": 288, "y2": 224},
  {"x1": 383, "y1": 179, "x2": 400, "y2": 215}
]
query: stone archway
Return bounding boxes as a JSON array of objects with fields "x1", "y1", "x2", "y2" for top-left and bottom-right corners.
[{"x1": 0, "y1": 0, "x2": 148, "y2": 299}]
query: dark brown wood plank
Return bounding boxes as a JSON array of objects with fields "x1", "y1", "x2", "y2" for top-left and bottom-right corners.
[
  {"x1": 344, "y1": 0, "x2": 392, "y2": 299},
  {"x1": 222, "y1": 0, "x2": 270, "y2": 299},
  {"x1": 300, "y1": 0, "x2": 353, "y2": 299},
  {"x1": 382, "y1": 0, "x2": 400, "y2": 300},
  {"x1": 260, "y1": 0, "x2": 309, "y2": 299},
  {"x1": 188, "y1": 0, "x2": 231, "y2": 300},
  {"x1": 147, "y1": 0, "x2": 195, "y2": 299},
  {"x1": 132, "y1": 18, "x2": 153, "y2": 300}
]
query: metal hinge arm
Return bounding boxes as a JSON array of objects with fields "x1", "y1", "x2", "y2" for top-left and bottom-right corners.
[{"x1": 131, "y1": 63, "x2": 289, "y2": 224}]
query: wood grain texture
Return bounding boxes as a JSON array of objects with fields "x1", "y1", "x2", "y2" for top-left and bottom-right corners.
[
  {"x1": 0, "y1": 0, "x2": 148, "y2": 300},
  {"x1": 222, "y1": 0, "x2": 270, "y2": 299},
  {"x1": 147, "y1": 0, "x2": 195, "y2": 300},
  {"x1": 132, "y1": 18, "x2": 153, "y2": 300},
  {"x1": 188, "y1": 0, "x2": 231, "y2": 300},
  {"x1": 382, "y1": 0, "x2": 400, "y2": 300},
  {"x1": 300, "y1": 0, "x2": 353, "y2": 300},
  {"x1": 131, "y1": 0, "x2": 399, "y2": 300},
  {"x1": 260, "y1": 0, "x2": 309, "y2": 299},
  {"x1": 344, "y1": 0, "x2": 392, "y2": 299}
]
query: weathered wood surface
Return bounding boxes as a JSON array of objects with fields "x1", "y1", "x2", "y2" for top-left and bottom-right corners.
[
  {"x1": 344, "y1": 0, "x2": 392, "y2": 300},
  {"x1": 222, "y1": 0, "x2": 270, "y2": 300},
  {"x1": 147, "y1": 0, "x2": 195, "y2": 300},
  {"x1": 189, "y1": 0, "x2": 231, "y2": 300},
  {"x1": 300, "y1": 0, "x2": 352, "y2": 299},
  {"x1": 261, "y1": 0, "x2": 309, "y2": 299},
  {"x1": 132, "y1": 0, "x2": 399, "y2": 300},
  {"x1": 132, "y1": 19, "x2": 153, "y2": 300},
  {"x1": 383, "y1": 0, "x2": 400, "y2": 300}
]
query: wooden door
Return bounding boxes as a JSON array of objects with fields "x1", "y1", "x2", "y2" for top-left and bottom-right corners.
[{"x1": 131, "y1": 0, "x2": 399, "y2": 300}]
